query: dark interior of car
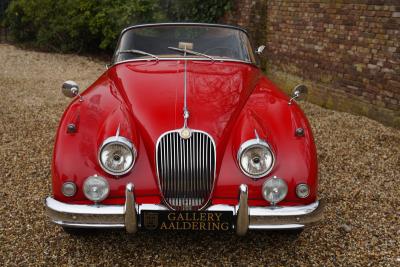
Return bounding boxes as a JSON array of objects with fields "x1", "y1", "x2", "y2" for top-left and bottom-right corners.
[{"x1": 116, "y1": 26, "x2": 247, "y2": 62}]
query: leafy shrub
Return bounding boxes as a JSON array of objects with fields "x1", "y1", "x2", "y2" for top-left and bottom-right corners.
[
  {"x1": 0, "y1": 0, "x2": 11, "y2": 24},
  {"x1": 4, "y1": 0, "x2": 162, "y2": 52},
  {"x1": 4, "y1": 0, "x2": 233, "y2": 53},
  {"x1": 163, "y1": 0, "x2": 233, "y2": 23}
]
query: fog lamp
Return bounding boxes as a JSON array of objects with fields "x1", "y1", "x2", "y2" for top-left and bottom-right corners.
[
  {"x1": 83, "y1": 175, "x2": 109, "y2": 202},
  {"x1": 262, "y1": 176, "x2": 288, "y2": 205},
  {"x1": 61, "y1": 182, "x2": 76, "y2": 197}
]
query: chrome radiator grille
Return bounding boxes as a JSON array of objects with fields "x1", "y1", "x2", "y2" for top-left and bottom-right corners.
[{"x1": 156, "y1": 130, "x2": 216, "y2": 210}]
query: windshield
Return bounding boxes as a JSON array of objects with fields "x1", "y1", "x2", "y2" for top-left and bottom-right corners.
[{"x1": 113, "y1": 25, "x2": 255, "y2": 64}]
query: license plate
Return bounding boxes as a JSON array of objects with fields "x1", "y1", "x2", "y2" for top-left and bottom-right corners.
[{"x1": 141, "y1": 210, "x2": 233, "y2": 231}]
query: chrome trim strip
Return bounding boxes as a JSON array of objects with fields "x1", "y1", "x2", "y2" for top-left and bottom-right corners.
[
  {"x1": 249, "y1": 201, "x2": 320, "y2": 216},
  {"x1": 53, "y1": 221, "x2": 125, "y2": 228},
  {"x1": 249, "y1": 200, "x2": 324, "y2": 229},
  {"x1": 45, "y1": 197, "x2": 124, "y2": 214},
  {"x1": 137, "y1": 204, "x2": 169, "y2": 213},
  {"x1": 236, "y1": 184, "x2": 249, "y2": 236},
  {"x1": 249, "y1": 224, "x2": 304, "y2": 230},
  {"x1": 206, "y1": 204, "x2": 236, "y2": 212}
]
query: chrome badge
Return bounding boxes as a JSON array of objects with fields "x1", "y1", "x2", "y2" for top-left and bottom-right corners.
[
  {"x1": 180, "y1": 127, "x2": 192, "y2": 139},
  {"x1": 143, "y1": 212, "x2": 159, "y2": 230}
]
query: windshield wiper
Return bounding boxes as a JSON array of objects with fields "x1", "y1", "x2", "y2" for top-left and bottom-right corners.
[
  {"x1": 168, "y1": 47, "x2": 214, "y2": 61},
  {"x1": 117, "y1": 49, "x2": 159, "y2": 61}
]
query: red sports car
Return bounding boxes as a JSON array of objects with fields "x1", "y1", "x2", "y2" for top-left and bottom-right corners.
[{"x1": 45, "y1": 23, "x2": 324, "y2": 235}]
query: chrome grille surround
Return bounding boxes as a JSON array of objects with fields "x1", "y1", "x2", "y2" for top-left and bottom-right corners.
[{"x1": 156, "y1": 129, "x2": 216, "y2": 211}]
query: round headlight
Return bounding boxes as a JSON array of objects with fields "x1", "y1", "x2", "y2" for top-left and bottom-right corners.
[
  {"x1": 237, "y1": 139, "x2": 275, "y2": 179},
  {"x1": 83, "y1": 175, "x2": 109, "y2": 202},
  {"x1": 61, "y1": 182, "x2": 76, "y2": 197},
  {"x1": 262, "y1": 176, "x2": 288, "y2": 205},
  {"x1": 99, "y1": 136, "x2": 136, "y2": 176},
  {"x1": 296, "y1": 183, "x2": 310, "y2": 198}
]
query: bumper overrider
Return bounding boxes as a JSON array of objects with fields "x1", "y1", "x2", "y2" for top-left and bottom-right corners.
[{"x1": 45, "y1": 184, "x2": 324, "y2": 236}]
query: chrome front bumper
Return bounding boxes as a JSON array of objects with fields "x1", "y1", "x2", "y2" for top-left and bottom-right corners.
[{"x1": 45, "y1": 183, "x2": 324, "y2": 236}]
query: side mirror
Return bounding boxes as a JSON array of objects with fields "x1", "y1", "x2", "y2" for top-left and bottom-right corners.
[
  {"x1": 62, "y1": 80, "x2": 79, "y2": 98},
  {"x1": 289, "y1": 84, "x2": 308, "y2": 105},
  {"x1": 255, "y1": 45, "x2": 266, "y2": 55}
]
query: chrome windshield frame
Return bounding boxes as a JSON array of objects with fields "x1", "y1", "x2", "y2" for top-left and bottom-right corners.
[{"x1": 111, "y1": 23, "x2": 256, "y2": 67}]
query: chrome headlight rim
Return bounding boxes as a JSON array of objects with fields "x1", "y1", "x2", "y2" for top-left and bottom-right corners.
[
  {"x1": 237, "y1": 139, "x2": 275, "y2": 179},
  {"x1": 98, "y1": 136, "x2": 136, "y2": 176}
]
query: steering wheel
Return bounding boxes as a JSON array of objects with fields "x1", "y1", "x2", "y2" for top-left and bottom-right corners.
[{"x1": 203, "y1": 47, "x2": 237, "y2": 57}]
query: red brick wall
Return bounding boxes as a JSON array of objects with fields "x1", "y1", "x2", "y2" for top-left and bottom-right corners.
[
  {"x1": 224, "y1": 0, "x2": 267, "y2": 47},
  {"x1": 224, "y1": 0, "x2": 400, "y2": 128}
]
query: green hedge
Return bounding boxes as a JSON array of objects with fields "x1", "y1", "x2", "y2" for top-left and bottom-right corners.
[{"x1": 4, "y1": 0, "x2": 233, "y2": 53}]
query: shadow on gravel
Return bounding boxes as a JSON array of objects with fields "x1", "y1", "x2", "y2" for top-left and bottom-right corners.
[
  {"x1": 67, "y1": 228, "x2": 302, "y2": 249},
  {"x1": 45, "y1": 225, "x2": 320, "y2": 266},
  {"x1": 69, "y1": 228, "x2": 301, "y2": 241}
]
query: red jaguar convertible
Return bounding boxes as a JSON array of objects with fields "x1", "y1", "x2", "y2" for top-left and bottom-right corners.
[{"x1": 45, "y1": 23, "x2": 324, "y2": 235}]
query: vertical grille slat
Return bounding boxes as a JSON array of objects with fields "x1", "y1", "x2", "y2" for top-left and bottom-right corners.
[
  {"x1": 174, "y1": 133, "x2": 178, "y2": 202},
  {"x1": 163, "y1": 135, "x2": 168, "y2": 196},
  {"x1": 205, "y1": 137, "x2": 209, "y2": 198},
  {"x1": 209, "y1": 137, "x2": 213, "y2": 195},
  {"x1": 202, "y1": 135, "x2": 206, "y2": 200},
  {"x1": 195, "y1": 134, "x2": 198, "y2": 203},
  {"x1": 156, "y1": 130, "x2": 216, "y2": 210},
  {"x1": 179, "y1": 137, "x2": 183, "y2": 207}
]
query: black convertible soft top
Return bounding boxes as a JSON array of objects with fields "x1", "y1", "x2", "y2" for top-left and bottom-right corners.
[{"x1": 122, "y1": 22, "x2": 248, "y2": 35}]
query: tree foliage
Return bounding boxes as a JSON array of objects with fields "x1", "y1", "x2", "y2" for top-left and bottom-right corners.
[
  {"x1": 162, "y1": 0, "x2": 233, "y2": 23},
  {"x1": 4, "y1": 0, "x2": 233, "y2": 53}
]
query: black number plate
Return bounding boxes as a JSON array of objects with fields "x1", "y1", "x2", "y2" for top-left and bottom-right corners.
[{"x1": 141, "y1": 210, "x2": 233, "y2": 231}]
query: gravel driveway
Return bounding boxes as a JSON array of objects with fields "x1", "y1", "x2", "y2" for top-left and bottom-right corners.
[{"x1": 0, "y1": 44, "x2": 399, "y2": 266}]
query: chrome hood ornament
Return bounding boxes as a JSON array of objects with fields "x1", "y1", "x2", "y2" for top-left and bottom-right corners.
[{"x1": 180, "y1": 109, "x2": 191, "y2": 139}]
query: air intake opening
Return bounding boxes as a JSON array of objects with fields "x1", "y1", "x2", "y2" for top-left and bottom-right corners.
[{"x1": 156, "y1": 130, "x2": 216, "y2": 210}]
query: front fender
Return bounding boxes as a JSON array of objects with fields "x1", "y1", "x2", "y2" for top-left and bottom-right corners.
[
  {"x1": 51, "y1": 75, "x2": 161, "y2": 204},
  {"x1": 212, "y1": 77, "x2": 318, "y2": 206}
]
